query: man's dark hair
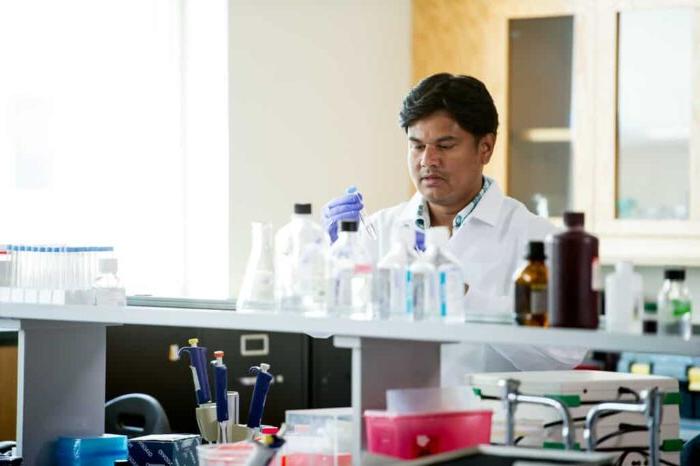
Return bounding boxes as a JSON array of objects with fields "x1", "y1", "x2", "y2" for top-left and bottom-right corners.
[{"x1": 399, "y1": 73, "x2": 499, "y2": 139}]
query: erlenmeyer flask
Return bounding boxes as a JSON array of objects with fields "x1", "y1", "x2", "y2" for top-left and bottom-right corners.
[{"x1": 236, "y1": 222, "x2": 275, "y2": 311}]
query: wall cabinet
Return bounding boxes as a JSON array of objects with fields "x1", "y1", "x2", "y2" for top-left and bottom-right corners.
[{"x1": 413, "y1": 0, "x2": 700, "y2": 265}]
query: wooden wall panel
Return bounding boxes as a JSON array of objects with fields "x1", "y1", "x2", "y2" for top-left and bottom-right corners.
[
  {"x1": 412, "y1": 0, "x2": 580, "y2": 191},
  {"x1": 0, "y1": 344, "x2": 18, "y2": 441}
]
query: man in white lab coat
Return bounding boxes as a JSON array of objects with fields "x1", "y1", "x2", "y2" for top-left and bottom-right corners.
[{"x1": 323, "y1": 73, "x2": 583, "y2": 383}]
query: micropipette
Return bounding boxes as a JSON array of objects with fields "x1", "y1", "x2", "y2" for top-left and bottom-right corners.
[
  {"x1": 178, "y1": 338, "x2": 212, "y2": 406},
  {"x1": 211, "y1": 350, "x2": 229, "y2": 443},
  {"x1": 346, "y1": 186, "x2": 377, "y2": 240}
]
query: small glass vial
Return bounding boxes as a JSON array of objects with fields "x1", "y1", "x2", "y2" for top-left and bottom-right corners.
[
  {"x1": 514, "y1": 241, "x2": 548, "y2": 327},
  {"x1": 93, "y1": 258, "x2": 126, "y2": 306},
  {"x1": 657, "y1": 269, "x2": 692, "y2": 339}
]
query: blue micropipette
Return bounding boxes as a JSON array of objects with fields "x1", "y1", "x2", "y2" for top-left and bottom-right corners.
[
  {"x1": 346, "y1": 186, "x2": 377, "y2": 240},
  {"x1": 212, "y1": 350, "x2": 229, "y2": 443},
  {"x1": 246, "y1": 363, "x2": 273, "y2": 430},
  {"x1": 178, "y1": 338, "x2": 212, "y2": 406}
]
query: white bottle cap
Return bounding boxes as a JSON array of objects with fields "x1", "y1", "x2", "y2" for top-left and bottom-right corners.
[
  {"x1": 426, "y1": 226, "x2": 449, "y2": 248},
  {"x1": 99, "y1": 258, "x2": 118, "y2": 274},
  {"x1": 615, "y1": 261, "x2": 633, "y2": 274}
]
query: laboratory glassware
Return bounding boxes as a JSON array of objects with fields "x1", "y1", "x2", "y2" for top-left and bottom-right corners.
[
  {"x1": 237, "y1": 222, "x2": 275, "y2": 311},
  {"x1": 274, "y1": 203, "x2": 327, "y2": 314},
  {"x1": 657, "y1": 268, "x2": 692, "y2": 339},
  {"x1": 327, "y1": 220, "x2": 372, "y2": 319},
  {"x1": 514, "y1": 241, "x2": 548, "y2": 327},
  {"x1": 427, "y1": 227, "x2": 465, "y2": 322},
  {"x1": 373, "y1": 226, "x2": 416, "y2": 320}
]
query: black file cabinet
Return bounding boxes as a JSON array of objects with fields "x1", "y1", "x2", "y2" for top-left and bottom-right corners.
[{"x1": 106, "y1": 325, "x2": 351, "y2": 434}]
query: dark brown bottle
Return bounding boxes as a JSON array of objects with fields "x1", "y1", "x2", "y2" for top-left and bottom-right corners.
[
  {"x1": 549, "y1": 212, "x2": 601, "y2": 329},
  {"x1": 514, "y1": 241, "x2": 548, "y2": 327}
]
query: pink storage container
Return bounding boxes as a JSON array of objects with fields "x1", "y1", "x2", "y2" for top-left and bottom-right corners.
[{"x1": 364, "y1": 409, "x2": 492, "y2": 459}]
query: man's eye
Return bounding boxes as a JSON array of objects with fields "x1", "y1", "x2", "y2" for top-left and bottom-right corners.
[
  {"x1": 412, "y1": 144, "x2": 425, "y2": 151},
  {"x1": 438, "y1": 144, "x2": 455, "y2": 150}
]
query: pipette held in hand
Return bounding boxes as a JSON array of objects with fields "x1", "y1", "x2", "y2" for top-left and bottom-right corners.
[{"x1": 346, "y1": 186, "x2": 377, "y2": 240}]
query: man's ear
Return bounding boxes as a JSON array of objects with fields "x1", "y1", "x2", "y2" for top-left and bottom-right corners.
[{"x1": 478, "y1": 133, "x2": 496, "y2": 164}]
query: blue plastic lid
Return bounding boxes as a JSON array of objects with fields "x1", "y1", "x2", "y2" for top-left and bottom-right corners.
[
  {"x1": 346, "y1": 185, "x2": 358, "y2": 194},
  {"x1": 39, "y1": 246, "x2": 47, "y2": 252},
  {"x1": 55, "y1": 434, "x2": 127, "y2": 462},
  {"x1": 19, "y1": 245, "x2": 26, "y2": 251}
]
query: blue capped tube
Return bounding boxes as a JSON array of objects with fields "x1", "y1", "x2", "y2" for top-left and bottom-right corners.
[
  {"x1": 178, "y1": 338, "x2": 211, "y2": 406},
  {"x1": 246, "y1": 363, "x2": 272, "y2": 429}
]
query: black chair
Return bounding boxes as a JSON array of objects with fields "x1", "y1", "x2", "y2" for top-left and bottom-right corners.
[{"x1": 105, "y1": 393, "x2": 171, "y2": 438}]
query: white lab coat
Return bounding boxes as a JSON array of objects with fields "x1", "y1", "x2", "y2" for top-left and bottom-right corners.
[{"x1": 362, "y1": 181, "x2": 585, "y2": 385}]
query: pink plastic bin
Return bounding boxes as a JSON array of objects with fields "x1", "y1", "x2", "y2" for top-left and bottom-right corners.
[{"x1": 364, "y1": 409, "x2": 492, "y2": 459}]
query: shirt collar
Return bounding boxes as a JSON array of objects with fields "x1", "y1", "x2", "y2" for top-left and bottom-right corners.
[{"x1": 404, "y1": 176, "x2": 500, "y2": 231}]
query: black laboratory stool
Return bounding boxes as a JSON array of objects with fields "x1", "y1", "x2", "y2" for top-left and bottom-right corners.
[{"x1": 105, "y1": 393, "x2": 171, "y2": 438}]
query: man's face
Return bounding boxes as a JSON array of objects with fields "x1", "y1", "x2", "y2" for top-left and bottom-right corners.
[{"x1": 407, "y1": 111, "x2": 494, "y2": 209}]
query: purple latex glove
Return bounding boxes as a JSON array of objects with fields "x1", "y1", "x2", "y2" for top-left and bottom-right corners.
[{"x1": 322, "y1": 192, "x2": 363, "y2": 243}]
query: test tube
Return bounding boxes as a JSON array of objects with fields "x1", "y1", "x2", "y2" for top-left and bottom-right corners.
[{"x1": 346, "y1": 186, "x2": 377, "y2": 240}]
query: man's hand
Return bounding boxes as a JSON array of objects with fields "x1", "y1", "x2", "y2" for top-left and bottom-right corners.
[{"x1": 322, "y1": 192, "x2": 363, "y2": 243}]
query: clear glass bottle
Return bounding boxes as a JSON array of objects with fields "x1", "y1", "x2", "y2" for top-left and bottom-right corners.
[
  {"x1": 514, "y1": 241, "x2": 548, "y2": 327},
  {"x1": 237, "y1": 222, "x2": 275, "y2": 311},
  {"x1": 408, "y1": 235, "x2": 439, "y2": 321},
  {"x1": 274, "y1": 203, "x2": 327, "y2": 314},
  {"x1": 427, "y1": 227, "x2": 464, "y2": 323},
  {"x1": 373, "y1": 226, "x2": 416, "y2": 320},
  {"x1": 92, "y1": 257, "x2": 126, "y2": 306},
  {"x1": 327, "y1": 220, "x2": 372, "y2": 319},
  {"x1": 657, "y1": 269, "x2": 692, "y2": 339}
]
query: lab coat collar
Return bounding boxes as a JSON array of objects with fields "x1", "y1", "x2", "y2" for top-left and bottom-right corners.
[
  {"x1": 467, "y1": 179, "x2": 504, "y2": 227},
  {"x1": 397, "y1": 180, "x2": 504, "y2": 228}
]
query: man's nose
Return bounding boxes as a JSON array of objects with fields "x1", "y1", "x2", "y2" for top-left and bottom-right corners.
[{"x1": 420, "y1": 144, "x2": 441, "y2": 167}]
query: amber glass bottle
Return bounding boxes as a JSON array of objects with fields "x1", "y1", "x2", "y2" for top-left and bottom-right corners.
[{"x1": 514, "y1": 241, "x2": 548, "y2": 327}]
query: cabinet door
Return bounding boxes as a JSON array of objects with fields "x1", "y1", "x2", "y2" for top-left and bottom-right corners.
[
  {"x1": 413, "y1": 0, "x2": 597, "y2": 220},
  {"x1": 106, "y1": 326, "x2": 311, "y2": 433},
  {"x1": 593, "y1": 1, "x2": 700, "y2": 265}
]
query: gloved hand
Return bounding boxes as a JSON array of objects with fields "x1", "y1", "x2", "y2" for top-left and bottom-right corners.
[{"x1": 322, "y1": 191, "x2": 363, "y2": 243}]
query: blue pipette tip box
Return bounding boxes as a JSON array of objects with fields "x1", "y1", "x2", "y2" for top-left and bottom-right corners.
[{"x1": 55, "y1": 434, "x2": 128, "y2": 466}]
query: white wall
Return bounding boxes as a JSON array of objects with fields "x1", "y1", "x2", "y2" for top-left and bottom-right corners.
[{"x1": 228, "y1": 0, "x2": 412, "y2": 294}]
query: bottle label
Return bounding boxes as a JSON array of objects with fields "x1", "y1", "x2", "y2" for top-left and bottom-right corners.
[
  {"x1": 515, "y1": 283, "x2": 547, "y2": 316},
  {"x1": 591, "y1": 257, "x2": 603, "y2": 291},
  {"x1": 671, "y1": 299, "x2": 691, "y2": 317},
  {"x1": 439, "y1": 272, "x2": 447, "y2": 317},
  {"x1": 530, "y1": 285, "x2": 547, "y2": 315}
]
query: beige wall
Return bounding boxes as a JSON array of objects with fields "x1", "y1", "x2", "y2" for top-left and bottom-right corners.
[{"x1": 228, "y1": 0, "x2": 412, "y2": 293}]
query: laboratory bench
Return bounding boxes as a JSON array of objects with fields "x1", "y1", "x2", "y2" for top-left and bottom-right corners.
[{"x1": 1, "y1": 302, "x2": 700, "y2": 465}]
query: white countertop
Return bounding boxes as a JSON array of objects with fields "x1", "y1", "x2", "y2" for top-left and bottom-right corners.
[{"x1": 1, "y1": 302, "x2": 699, "y2": 356}]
